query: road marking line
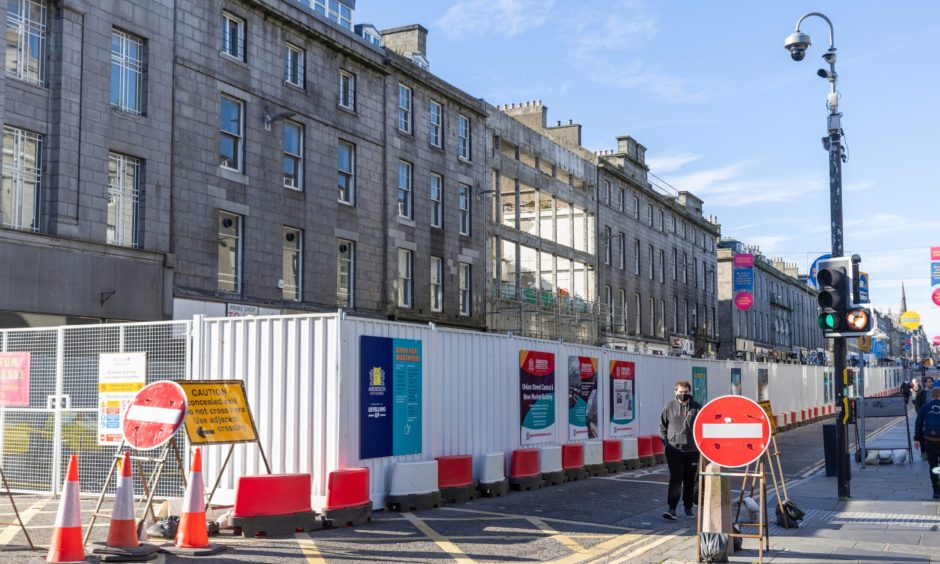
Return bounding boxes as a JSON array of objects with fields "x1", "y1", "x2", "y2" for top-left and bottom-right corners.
[
  {"x1": 402, "y1": 512, "x2": 474, "y2": 562},
  {"x1": 294, "y1": 531, "x2": 325, "y2": 564},
  {"x1": 608, "y1": 531, "x2": 685, "y2": 563},
  {"x1": 440, "y1": 507, "x2": 635, "y2": 531},
  {"x1": 526, "y1": 516, "x2": 584, "y2": 554},
  {"x1": 541, "y1": 531, "x2": 645, "y2": 564},
  {"x1": 0, "y1": 498, "x2": 47, "y2": 547}
]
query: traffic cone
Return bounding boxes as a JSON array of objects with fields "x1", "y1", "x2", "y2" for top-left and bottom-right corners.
[
  {"x1": 105, "y1": 452, "x2": 138, "y2": 548},
  {"x1": 164, "y1": 448, "x2": 224, "y2": 556},
  {"x1": 46, "y1": 455, "x2": 85, "y2": 563}
]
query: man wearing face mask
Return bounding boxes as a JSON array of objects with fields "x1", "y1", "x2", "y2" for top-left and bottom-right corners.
[{"x1": 659, "y1": 380, "x2": 702, "y2": 520}]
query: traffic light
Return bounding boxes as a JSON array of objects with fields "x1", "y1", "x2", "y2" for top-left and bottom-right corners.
[{"x1": 815, "y1": 256, "x2": 875, "y2": 337}]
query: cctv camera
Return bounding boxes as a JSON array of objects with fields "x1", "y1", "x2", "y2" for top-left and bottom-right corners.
[
  {"x1": 817, "y1": 68, "x2": 836, "y2": 80},
  {"x1": 822, "y1": 50, "x2": 837, "y2": 64},
  {"x1": 784, "y1": 31, "x2": 812, "y2": 62}
]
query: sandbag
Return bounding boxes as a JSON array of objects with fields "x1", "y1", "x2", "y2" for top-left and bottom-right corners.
[
  {"x1": 700, "y1": 531, "x2": 730, "y2": 562},
  {"x1": 878, "y1": 450, "x2": 893, "y2": 464},
  {"x1": 892, "y1": 449, "x2": 908, "y2": 464}
]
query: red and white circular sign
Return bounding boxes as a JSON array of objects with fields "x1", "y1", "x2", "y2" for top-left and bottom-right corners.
[
  {"x1": 122, "y1": 381, "x2": 187, "y2": 450},
  {"x1": 693, "y1": 395, "x2": 771, "y2": 468}
]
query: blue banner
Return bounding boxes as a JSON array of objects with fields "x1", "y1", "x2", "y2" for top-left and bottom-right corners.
[
  {"x1": 360, "y1": 336, "x2": 423, "y2": 459},
  {"x1": 932, "y1": 262, "x2": 940, "y2": 286},
  {"x1": 733, "y1": 268, "x2": 754, "y2": 292}
]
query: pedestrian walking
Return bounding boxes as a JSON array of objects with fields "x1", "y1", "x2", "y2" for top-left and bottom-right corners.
[
  {"x1": 659, "y1": 380, "x2": 701, "y2": 521},
  {"x1": 913, "y1": 378, "x2": 927, "y2": 413},
  {"x1": 901, "y1": 380, "x2": 912, "y2": 405},
  {"x1": 913, "y1": 387, "x2": 940, "y2": 499}
]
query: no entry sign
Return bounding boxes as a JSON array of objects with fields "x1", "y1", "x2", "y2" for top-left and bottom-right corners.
[
  {"x1": 693, "y1": 395, "x2": 771, "y2": 468},
  {"x1": 122, "y1": 381, "x2": 187, "y2": 450}
]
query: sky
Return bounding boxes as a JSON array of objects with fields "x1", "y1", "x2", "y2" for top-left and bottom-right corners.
[{"x1": 355, "y1": 0, "x2": 940, "y2": 341}]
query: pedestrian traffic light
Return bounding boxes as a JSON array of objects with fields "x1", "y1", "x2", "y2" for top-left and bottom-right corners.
[{"x1": 815, "y1": 256, "x2": 875, "y2": 337}]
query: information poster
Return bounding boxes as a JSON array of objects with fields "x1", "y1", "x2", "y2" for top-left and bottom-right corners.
[
  {"x1": 520, "y1": 350, "x2": 555, "y2": 446},
  {"x1": 0, "y1": 352, "x2": 30, "y2": 407},
  {"x1": 97, "y1": 352, "x2": 147, "y2": 446},
  {"x1": 567, "y1": 356, "x2": 598, "y2": 440},
  {"x1": 757, "y1": 368, "x2": 769, "y2": 402},
  {"x1": 823, "y1": 371, "x2": 832, "y2": 404},
  {"x1": 609, "y1": 360, "x2": 636, "y2": 437},
  {"x1": 730, "y1": 368, "x2": 742, "y2": 396},
  {"x1": 692, "y1": 367, "x2": 708, "y2": 405},
  {"x1": 359, "y1": 336, "x2": 423, "y2": 459}
]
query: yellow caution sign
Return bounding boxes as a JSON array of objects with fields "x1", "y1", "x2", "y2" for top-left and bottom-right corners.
[
  {"x1": 758, "y1": 400, "x2": 777, "y2": 435},
  {"x1": 180, "y1": 380, "x2": 259, "y2": 444},
  {"x1": 857, "y1": 336, "x2": 871, "y2": 352}
]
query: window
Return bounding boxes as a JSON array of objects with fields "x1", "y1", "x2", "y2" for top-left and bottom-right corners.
[
  {"x1": 619, "y1": 290, "x2": 627, "y2": 331},
  {"x1": 312, "y1": 0, "x2": 352, "y2": 30},
  {"x1": 616, "y1": 187, "x2": 624, "y2": 212},
  {"x1": 459, "y1": 262, "x2": 471, "y2": 315},
  {"x1": 632, "y1": 195, "x2": 639, "y2": 219},
  {"x1": 659, "y1": 249, "x2": 665, "y2": 282},
  {"x1": 618, "y1": 232, "x2": 625, "y2": 269},
  {"x1": 217, "y1": 212, "x2": 241, "y2": 293},
  {"x1": 282, "y1": 227, "x2": 302, "y2": 301},
  {"x1": 694, "y1": 260, "x2": 699, "y2": 288},
  {"x1": 397, "y1": 161, "x2": 412, "y2": 218},
  {"x1": 398, "y1": 83, "x2": 412, "y2": 133},
  {"x1": 110, "y1": 30, "x2": 143, "y2": 114},
  {"x1": 646, "y1": 203, "x2": 653, "y2": 226},
  {"x1": 659, "y1": 209, "x2": 665, "y2": 232},
  {"x1": 285, "y1": 43, "x2": 305, "y2": 87},
  {"x1": 672, "y1": 248, "x2": 678, "y2": 280},
  {"x1": 106, "y1": 153, "x2": 140, "y2": 247},
  {"x1": 684, "y1": 299, "x2": 690, "y2": 334},
  {"x1": 1, "y1": 126, "x2": 41, "y2": 231},
  {"x1": 430, "y1": 174, "x2": 443, "y2": 227},
  {"x1": 219, "y1": 95, "x2": 243, "y2": 171},
  {"x1": 221, "y1": 11, "x2": 245, "y2": 61},
  {"x1": 648, "y1": 244, "x2": 654, "y2": 280},
  {"x1": 457, "y1": 114, "x2": 471, "y2": 160},
  {"x1": 658, "y1": 300, "x2": 665, "y2": 338},
  {"x1": 603, "y1": 226, "x2": 611, "y2": 265},
  {"x1": 397, "y1": 249, "x2": 412, "y2": 307},
  {"x1": 604, "y1": 285, "x2": 612, "y2": 328},
  {"x1": 337, "y1": 141, "x2": 355, "y2": 203},
  {"x1": 5, "y1": 0, "x2": 45, "y2": 85},
  {"x1": 283, "y1": 121, "x2": 303, "y2": 190},
  {"x1": 672, "y1": 296, "x2": 679, "y2": 333},
  {"x1": 633, "y1": 293, "x2": 641, "y2": 335},
  {"x1": 649, "y1": 297, "x2": 655, "y2": 336},
  {"x1": 458, "y1": 183, "x2": 471, "y2": 235},
  {"x1": 429, "y1": 100, "x2": 443, "y2": 148},
  {"x1": 337, "y1": 239, "x2": 354, "y2": 307},
  {"x1": 602, "y1": 180, "x2": 610, "y2": 205},
  {"x1": 633, "y1": 239, "x2": 640, "y2": 275},
  {"x1": 339, "y1": 70, "x2": 355, "y2": 110},
  {"x1": 683, "y1": 252, "x2": 689, "y2": 283},
  {"x1": 430, "y1": 256, "x2": 443, "y2": 312},
  {"x1": 672, "y1": 214, "x2": 677, "y2": 233}
]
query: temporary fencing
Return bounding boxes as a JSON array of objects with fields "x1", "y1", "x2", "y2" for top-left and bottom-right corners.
[{"x1": 0, "y1": 313, "x2": 902, "y2": 507}]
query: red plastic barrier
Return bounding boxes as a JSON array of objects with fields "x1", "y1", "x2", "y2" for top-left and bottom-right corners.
[
  {"x1": 813, "y1": 407, "x2": 820, "y2": 418},
  {"x1": 234, "y1": 473, "x2": 312, "y2": 517},
  {"x1": 436, "y1": 455, "x2": 473, "y2": 489},
  {"x1": 602, "y1": 440, "x2": 622, "y2": 463},
  {"x1": 801, "y1": 409, "x2": 807, "y2": 422},
  {"x1": 561, "y1": 443, "x2": 583, "y2": 469},
  {"x1": 510, "y1": 449, "x2": 540, "y2": 478},
  {"x1": 651, "y1": 437, "x2": 665, "y2": 456},
  {"x1": 790, "y1": 411, "x2": 799, "y2": 424},
  {"x1": 324, "y1": 468, "x2": 370, "y2": 510},
  {"x1": 637, "y1": 436, "x2": 654, "y2": 457}
]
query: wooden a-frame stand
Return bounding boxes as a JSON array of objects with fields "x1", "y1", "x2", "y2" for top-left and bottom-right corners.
[
  {"x1": 84, "y1": 437, "x2": 188, "y2": 545},
  {"x1": 0, "y1": 464, "x2": 34, "y2": 551}
]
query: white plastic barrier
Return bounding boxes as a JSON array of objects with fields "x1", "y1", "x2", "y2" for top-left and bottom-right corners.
[
  {"x1": 540, "y1": 446, "x2": 563, "y2": 473},
  {"x1": 478, "y1": 452, "x2": 505, "y2": 485},
  {"x1": 388, "y1": 461, "x2": 439, "y2": 497},
  {"x1": 583, "y1": 441, "x2": 603, "y2": 466},
  {"x1": 622, "y1": 438, "x2": 638, "y2": 460}
]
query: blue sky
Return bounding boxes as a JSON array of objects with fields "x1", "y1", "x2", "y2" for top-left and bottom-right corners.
[{"x1": 356, "y1": 0, "x2": 940, "y2": 341}]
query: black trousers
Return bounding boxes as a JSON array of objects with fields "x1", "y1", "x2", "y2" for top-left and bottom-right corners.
[
  {"x1": 925, "y1": 441, "x2": 940, "y2": 493},
  {"x1": 665, "y1": 445, "x2": 698, "y2": 510}
]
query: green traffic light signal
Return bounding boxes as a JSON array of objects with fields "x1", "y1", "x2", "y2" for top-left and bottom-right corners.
[{"x1": 817, "y1": 312, "x2": 837, "y2": 330}]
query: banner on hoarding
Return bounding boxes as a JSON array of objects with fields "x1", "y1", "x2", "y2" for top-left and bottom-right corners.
[
  {"x1": 609, "y1": 360, "x2": 636, "y2": 437},
  {"x1": 97, "y1": 352, "x2": 147, "y2": 446},
  {"x1": 567, "y1": 356, "x2": 598, "y2": 441},
  {"x1": 0, "y1": 352, "x2": 30, "y2": 407},
  {"x1": 359, "y1": 336, "x2": 423, "y2": 459},
  {"x1": 730, "y1": 367, "x2": 742, "y2": 396},
  {"x1": 692, "y1": 367, "x2": 708, "y2": 405},
  {"x1": 520, "y1": 350, "x2": 556, "y2": 446}
]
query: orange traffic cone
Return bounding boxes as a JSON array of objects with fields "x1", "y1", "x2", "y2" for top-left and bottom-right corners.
[
  {"x1": 106, "y1": 452, "x2": 138, "y2": 548},
  {"x1": 46, "y1": 455, "x2": 85, "y2": 563},
  {"x1": 165, "y1": 448, "x2": 225, "y2": 556}
]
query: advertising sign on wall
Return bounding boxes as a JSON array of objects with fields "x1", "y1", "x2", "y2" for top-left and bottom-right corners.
[
  {"x1": 359, "y1": 336, "x2": 423, "y2": 459},
  {"x1": 0, "y1": 352, "x2": 30, "y2": 407},
  {"x1": 609, "y1": 360, "x2": 636, "y2": 437},
  {"x1": 520, "y1": 350, "x2": 555, "y2": 446},
  {"x1": 567, "y1": 356, "x2": 598, "y2": 440},
  {"x1": 733, "y1": 253, "x2": 755, "y2": 311},
  {"x1": 730, "y1": 368, "x2": 742, "y2": 396},
  {"x1": 97, "y1": 352, "x2": 147, "y2": 446},
  {"x1": 692, "y1": 367, "x2": 708, "y2": 405},
  {"x1": 757, "y1": 368, "x2": 769, "y2": 402}
]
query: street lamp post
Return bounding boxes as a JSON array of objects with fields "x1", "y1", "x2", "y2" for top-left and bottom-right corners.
[{"x1": 784, "y1": 12, "x2": 851, "y2": 499}]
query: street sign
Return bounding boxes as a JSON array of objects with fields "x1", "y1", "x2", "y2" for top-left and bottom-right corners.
[
  {"x1": 932, "y1": 288, "x2": 940, "y2": 307},
  {"x1": 757, "y1": 400, "x2": 777, "y2": 436},
  {"x1": 857, "y1": 336, "x2": 871, "y2": 352},
  {"x1": 809, "y1": 253, "x2": 832, "y2": 289},
  {"x1": 122, "y1": 381, "x2": 187, "y2": 450},
  {"x1": 899, "y1": 311, "x2": 921, "y2": 330},
  {"x1": 180, "y1": 380, "x2": 259, "y2": 444},
  {"x1": 693, "y1": 395, "x2": 771, "y2": 468},
  {"x1": 858, "y1": 272, "x2": 869, "y2": 303}
]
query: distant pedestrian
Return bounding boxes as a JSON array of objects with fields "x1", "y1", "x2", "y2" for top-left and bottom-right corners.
[
  {"x1": 659, "y1": 380, "x2": 701, "y2": 521},
  {"x1": 913, "y1": 387, "x2": 940, "y2": 499},
  {"x1": 914, "y1": 378, "x2": 928, "y2": 413},
  {"x1": 901, "y1": 380, "x2": 912, "y2": 404}
]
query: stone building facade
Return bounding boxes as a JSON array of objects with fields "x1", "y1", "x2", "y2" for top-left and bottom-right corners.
[{"x1": 717, "y1": 239, "x2": 825, "y2": 362}]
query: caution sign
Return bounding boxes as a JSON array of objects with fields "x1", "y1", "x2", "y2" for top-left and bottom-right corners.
[
  {"x1": 758, "y1": 400, "x2": 777, "y2": 435},
  {"x1": 180, "y1": 380, "x2": 259, "y2": 444}
]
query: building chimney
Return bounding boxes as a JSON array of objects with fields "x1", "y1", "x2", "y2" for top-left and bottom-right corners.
[{"x1": 381, "y1": 24, "x2": 428, "y2": 64}]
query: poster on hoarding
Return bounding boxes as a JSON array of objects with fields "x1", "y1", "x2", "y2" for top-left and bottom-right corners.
[
  {"x1": 520, "y1": 350, "x2": 556, "y2": 446},
  {"x1": 609, "y1": 360, "x2": 636, "y2": 437},
  {"x1": 0, "y1": 352, "x2": 30, "y2": 407},
  {"x1": 359, "y1": 336, "x2": 423, "y2": 459},
  {"x1": 730, "y1": 367, "x2": 742, "y2": 396},
  {"x1": 692, "y1": 367, "x2": 708, "y2": 405},
  {"x1": 97, "y1": 352, "x2": 147, "y2": 446},
  {"x1": 757, "y1": 368, "x2": 769, "y2": 402},
  {"x1": 567, "y1": 356, "x2": 598, "y2": 441}
]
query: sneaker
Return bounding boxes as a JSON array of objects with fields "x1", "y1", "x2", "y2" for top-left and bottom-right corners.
[
  {"x1": 685, "y1": 507, "x2": 695, "y2": 518},
  {"x1": 662, "y1": 509, "x2": 677, "y2": 521}
]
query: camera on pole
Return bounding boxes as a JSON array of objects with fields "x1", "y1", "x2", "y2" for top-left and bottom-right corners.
[{"x1": 816, "y1": 257, "x2": 874, "y2": 337}]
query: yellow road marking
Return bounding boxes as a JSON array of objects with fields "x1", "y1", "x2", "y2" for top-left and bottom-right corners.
[
  {"x1": 402, "y1": 512, "x2": 474, "y2": 562},
  {"x1": 294, "y1": 531, "x2": 326, "y2": 564},
  {"x1": 0, "y1": 498, "x2": 47, "y2": 547},
  {"x1": 608, "y1": 531, "x2": 685, "y2": 563},
  {"x1": 541, "y1": 531, "x2": 645, "y2": 564},
  {"x1": 440, "y1": 507, "x2": 635, "y2": 531},
  {"x1": 526, "y1": 516, "x2": 584, "y2": 554}
]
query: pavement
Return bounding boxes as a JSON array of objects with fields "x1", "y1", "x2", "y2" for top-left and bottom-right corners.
[{"x1": 0, "y1": 409, "x2": 932, "y2": 563}]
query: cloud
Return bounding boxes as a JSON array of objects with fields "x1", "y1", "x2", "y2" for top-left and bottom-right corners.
[
  {"x1": 660, "y1": 161, "x2": 826, "y2": 207},
  {"x1": 435, "y1": 0, "x2": 554, "y2": 38},
  {"x1": 646, "y1": 151, "x2": 702, "y2": 174},
  {"x1": 844, "y1": 213, "x2": 938, "y2": 238},
  {"x1": 844, "y1": 180, "x2": 875, "y2": 193},
  {"x1": 743, "y1": 235, "x2": 790, "y2": 255}
]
